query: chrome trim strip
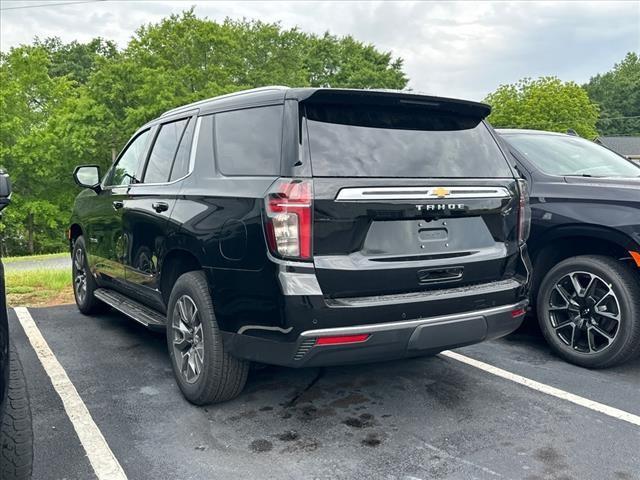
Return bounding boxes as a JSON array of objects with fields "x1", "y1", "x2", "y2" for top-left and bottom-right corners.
[
  {"x1": 278, "y1": 271, "x2": 323, "y2": 296},
  {"x1": 335, "y1": 186, "x2": 511, "y2": 201},
  {"x1": 300, "y1": 301, "x2": 527, "y2": 337}
]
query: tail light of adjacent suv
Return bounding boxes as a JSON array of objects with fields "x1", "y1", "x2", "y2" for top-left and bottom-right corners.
[
  {"x1": 264, "y1": 179, "x2": 313, "y2": 260},
  {"x1": 517, "y1": 179, "x2": 531, "y2": 244}
]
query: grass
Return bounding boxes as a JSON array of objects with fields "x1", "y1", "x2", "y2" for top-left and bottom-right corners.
[
  {"x1": 5, "y1": 268, "x2": 74, "y2": 307},
  {"x1": 2, "y1": 252, "x2": 67, "y2": 264}
]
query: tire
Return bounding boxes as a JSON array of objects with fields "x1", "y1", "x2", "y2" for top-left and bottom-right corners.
[
  {"x1": 537, "y1": 255, "x2": 640, "y2": 368},
  {"x1": 0, "y1": 343, "x2": 33, "y2": 480},
  {"x1": 166, "y1": 271, "x2": 249, "y2": 405},
  {"x1": 72, "y1": 236, "x2": 105, "y2": 315}
]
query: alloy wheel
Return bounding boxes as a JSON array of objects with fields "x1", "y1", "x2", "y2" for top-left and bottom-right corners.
[
  {"x1": 547, "y1": 271, "x2": 621, "y2": 354},
  {"x1": 73, "y1": 247, "x2": 88, "y2": 304},
  {"x1": 171, "y1": 295, "x2": 204, "y2": 384}
]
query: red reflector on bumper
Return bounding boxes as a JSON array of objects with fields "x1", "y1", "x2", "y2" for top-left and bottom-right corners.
[
  {"x1": 511, "y1": 308, "x2": 527, "y2": 318},
  {"x1": 630, "y1": 251, "x2": 640, "y2": 268},
  {"x1": 315, "y1": 334, "x2": 370, "y2": 346}
]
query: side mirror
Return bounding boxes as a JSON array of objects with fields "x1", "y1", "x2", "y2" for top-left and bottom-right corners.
[
  {"x1": 0, "y1": 170, "x2": 11, "y2": 213},
  {"x1": 73, "y1": 165, "x2": 101, "y2": 192}
]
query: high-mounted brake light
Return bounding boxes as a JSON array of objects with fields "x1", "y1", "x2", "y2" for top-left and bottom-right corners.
[
  {"x1": 264, "y1": 179, "x2": 313, "y2": 260},
  {"x1": 517, "y1": 179, "x2": 531, "y2": 244}
]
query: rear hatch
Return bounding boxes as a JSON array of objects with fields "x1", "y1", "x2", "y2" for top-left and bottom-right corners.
[{"x1": 302, "y1": 94, "x2": 522, "y2": 298}]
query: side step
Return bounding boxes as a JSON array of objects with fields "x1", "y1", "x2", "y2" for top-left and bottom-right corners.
[{"x1": 94, "y1": 288, "x2": 166, "y2": 330}]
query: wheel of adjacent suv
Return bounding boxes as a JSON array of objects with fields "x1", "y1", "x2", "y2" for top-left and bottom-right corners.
[
  {"x1": 166, "y1": 271, "x2": 249, "y2": 404},
  {"x1": 1, "y1": 343, "x2": 33, "y2": 480},
  {"x1": 537, "y1": 255, "x2": 640, "y2": 368},
  {"x1": 72, "y1": 236, "x2": 105, "y2": 315}
]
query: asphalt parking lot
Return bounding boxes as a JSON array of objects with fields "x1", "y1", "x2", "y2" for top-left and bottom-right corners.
[{"x1": 8, "y1": 305, "x2": 640, "y2": 480}]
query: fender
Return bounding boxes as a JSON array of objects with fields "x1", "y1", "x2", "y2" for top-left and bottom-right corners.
[{"x1": 528, "y1": 223, "x2": 637, "y2": 255}]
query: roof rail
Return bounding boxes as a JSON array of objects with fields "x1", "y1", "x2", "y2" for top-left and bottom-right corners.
[{"x1": 160, "y1": 86, "x2": 290, "y2": 117}]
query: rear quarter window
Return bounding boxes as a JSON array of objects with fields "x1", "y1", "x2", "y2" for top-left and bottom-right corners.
[
  {"x1": 214, "y1": 105, "x2": 283, "y2": 176},
  {"x1": 305, "y1": 104, "x2": 512, "y2": 178}
]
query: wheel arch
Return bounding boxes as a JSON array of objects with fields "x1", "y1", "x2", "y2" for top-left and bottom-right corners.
[
  {"x1": 529, "y1": 224, "x2": 635, "y2": 304},
  {"x1": 68, "y1": 223, "x2": 84, "y2": 250},
  {"x1": 160, "y1": 249, "x2": 203, "y2": 307}
]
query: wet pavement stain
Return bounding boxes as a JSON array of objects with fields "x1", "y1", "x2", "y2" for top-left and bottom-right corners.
[
  {"x1": 329, "y1": 392, "x2": 370, "y2": 408},
  {"x1": 343, "y1": 413, "x2": 375, "y2": 429},
  {"x1": 295, "y1": 404, "x2": 336, "y2": 422},
  {"x1": 277, "y1": 430, "x2": 299, "y2": 442},
  {"x1": 361, "y1": 433, "x2": 382, "y2": 447},
  {"x1": 280, "y1": 438, "x2": 321, "y2": 453},
  {"x1": 249, "y1": 439, "x2": 273, "y2": 453}
]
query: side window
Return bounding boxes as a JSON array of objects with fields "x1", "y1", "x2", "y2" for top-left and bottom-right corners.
[
  {"x1": 107, "y1": 130, "x2": 150, "y2": 186},
  {"x1": 214, "y1": 105, "x2": 283, "y2": 176},
  {"x1": 143, "y1": 118, "x2": 189, "y2": 184},
  {"x1": 169, "y1": 118, "x2": 196, "y2": 181}
]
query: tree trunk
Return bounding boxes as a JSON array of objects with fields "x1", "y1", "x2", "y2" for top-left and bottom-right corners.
[
  {"x1": 112, "y1": 147, "x2": 117, "y2": 163},
  {"x1": 27, "y1": 212, "x2": 34, "y2": 254}
]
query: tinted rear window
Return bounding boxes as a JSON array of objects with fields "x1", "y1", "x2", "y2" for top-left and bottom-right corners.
[
  {"x1": 305, "y1": 104, "x2": 512, "y2": 178},
  {"x1": 214, "y1": 105, "x2": 283, "y2": 176}
]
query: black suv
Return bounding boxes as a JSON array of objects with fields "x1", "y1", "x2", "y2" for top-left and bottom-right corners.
[
  {"x1": 70, "y1": 87, "x2": 531, "y2": 404},
  {"x1": 0, "y1": 171, "x2": 33, "y2": 479},
  {"x1": 499, "y1": 129, "x2": 640, "y2": 368}
]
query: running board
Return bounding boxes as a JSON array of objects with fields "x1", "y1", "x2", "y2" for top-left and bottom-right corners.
[{"x1": 94, "y1": 288, "x2": 166, "y2": 330}]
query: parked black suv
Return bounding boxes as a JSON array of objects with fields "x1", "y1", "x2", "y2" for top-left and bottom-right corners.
[
  {"x1": 499, "y1": 129, "x2": 640, "y2": 368},
  {"x1": 0, "y1": 171, "x2": 33, "y2": 479},
  {"x1": 70, "y1": 87, "x2": 531, "y2": 404}
]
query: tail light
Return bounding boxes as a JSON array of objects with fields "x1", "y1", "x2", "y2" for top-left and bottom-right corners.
[
  {"x1": 264, "y1": 179, "x2": 313, "y2": 260},
  {"x1": 517, "y1": 179, "x2": 531, "y2": 244}
]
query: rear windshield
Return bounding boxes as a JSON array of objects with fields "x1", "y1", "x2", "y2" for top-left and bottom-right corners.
[{"x1": 304, "y1": 103, "x2": 512, "y2": 178}]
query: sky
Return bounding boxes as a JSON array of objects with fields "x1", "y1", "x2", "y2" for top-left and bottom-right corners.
[{"x1": 1, "y1": 0, "x2": 639, "y2": 100}]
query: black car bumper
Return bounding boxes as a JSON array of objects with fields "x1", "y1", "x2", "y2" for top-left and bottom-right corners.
[{"x1": 222, "y1": 300, "x2": 528, "y2": 368}]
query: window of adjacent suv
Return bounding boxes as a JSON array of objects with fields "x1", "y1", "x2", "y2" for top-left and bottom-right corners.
[
  {"x1": 106, "y1": 129, "x2": 150, "y2": 186},
  {"x1": 143, "y1": 118, "x2": 192, "y2": 184},
  {"x1": 304, "y1": 103, "x2": 512, "y2": 178},
  {"x1": 214, "y1": 105, "x2": 283, "y2": 176},
  {"x1": 503, "y1": 133, "x2": 640, "y2": 178}
]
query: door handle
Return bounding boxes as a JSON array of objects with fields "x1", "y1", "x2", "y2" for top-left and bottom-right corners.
[
  {"x1": 112, "y1": 200, "x2": 124, "y2": 210},
  {"x1": 152, "y1": 201, "x2": 169, "y2": 213}
]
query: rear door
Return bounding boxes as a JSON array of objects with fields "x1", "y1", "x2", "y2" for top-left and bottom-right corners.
[{"x1": 302, "y1": 100, "x2": 520, "y2": 298}]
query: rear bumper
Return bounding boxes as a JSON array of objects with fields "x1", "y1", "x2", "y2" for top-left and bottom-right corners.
[{"x1": 222, "y1": 300, "x2": 528, "y2": 368}]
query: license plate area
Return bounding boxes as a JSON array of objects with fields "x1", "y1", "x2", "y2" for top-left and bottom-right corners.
[
  {"x1": 361, "y1": 218, "x2": 495, "y2": 257},
  {"x1": 417, "y1": 266, "x2": 464, "y2": 284}
]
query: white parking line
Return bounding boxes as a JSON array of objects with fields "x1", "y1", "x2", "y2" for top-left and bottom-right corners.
[
  {"x1": 441, "y1": 350, "x2": 640, "y2": 427},
  {"x1": 14, "y1": 307, "x2": 127, "y2": 480}
]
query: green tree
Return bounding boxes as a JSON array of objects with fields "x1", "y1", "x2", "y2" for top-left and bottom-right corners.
[
  {"x1": 585, "y1": 52, "x2": 640, "y2": 135},
  {"x1": 484, "y1": 77, "x2": 599, "y2": 138},
  {"x1": 0, "y1": 45, "x2": 77, "y2": 253},
  {"x1": 35, "y1": 36, "x2": 118, "y2": 83}
]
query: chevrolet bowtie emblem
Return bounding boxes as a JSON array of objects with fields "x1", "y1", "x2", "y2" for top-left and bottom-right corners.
[{"x1": 431, "y1": 187, "x2": 450, "y2": 198}]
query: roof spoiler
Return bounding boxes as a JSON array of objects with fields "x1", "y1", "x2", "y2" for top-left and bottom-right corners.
[{"x1": 292, "y1": 88, "x2": 492, "y2": 119}]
